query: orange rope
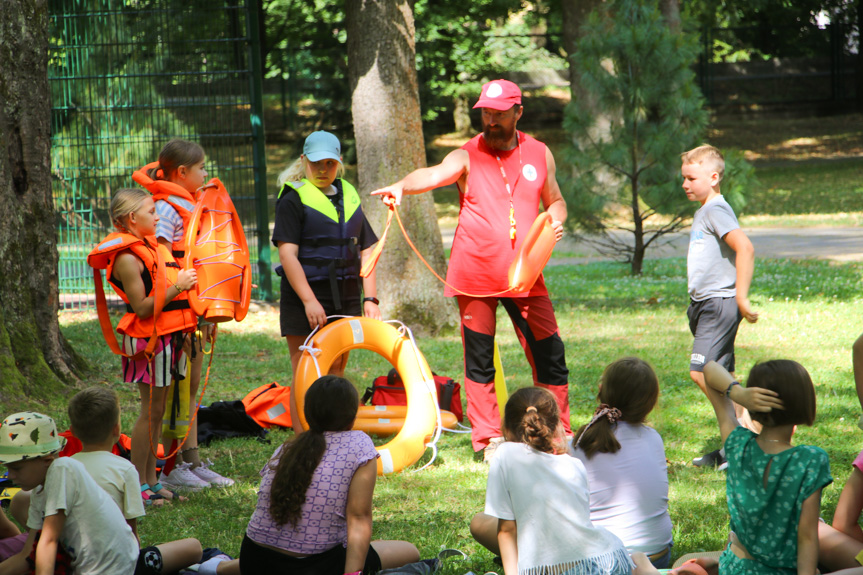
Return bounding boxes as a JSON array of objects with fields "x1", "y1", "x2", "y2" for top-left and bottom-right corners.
[
  {"x1": 147, "y1": 326, "x2": 217, "y2": 460},
  {"x1": 388, "y1": 202, "x2": 512, "y2": 298}
]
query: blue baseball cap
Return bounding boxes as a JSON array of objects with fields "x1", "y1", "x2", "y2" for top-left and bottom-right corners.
[{"x1": 303, "y1": 131, "x2": 342, "y2": 163}]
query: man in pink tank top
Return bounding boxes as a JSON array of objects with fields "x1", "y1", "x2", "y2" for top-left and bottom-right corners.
[{"x1": 372, "y1": 80, "x2": 571, "y2": 459}]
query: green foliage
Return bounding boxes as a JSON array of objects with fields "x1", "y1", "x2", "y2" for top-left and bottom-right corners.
[
  {"x1": 261, "y1": 0, "x2": 349, "y2": 128},
  {"x1": 415, "y1": 1, "x2": 567, "y2": 124},
  {"x1": 720, "y1": 148, "x2": 756, "y2": 215},
  {"x1": 563, "y1": 0, "x2": 714, "y2": 273},
  {"x1": 683, "y1": 0, "x2": 858, "y2": 63}
]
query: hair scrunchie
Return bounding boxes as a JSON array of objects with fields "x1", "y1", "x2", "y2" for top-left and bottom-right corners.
[{"x1": 573, "y1": 403, "x2": 622, "y2": 450}]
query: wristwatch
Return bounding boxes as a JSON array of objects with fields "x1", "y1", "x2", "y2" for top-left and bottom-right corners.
[{"x1": 363, "y1": 297, "x2": 380, "y2": 305}]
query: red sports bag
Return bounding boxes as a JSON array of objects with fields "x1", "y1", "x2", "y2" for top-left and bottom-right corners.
[{"x1": 361, "y1": 368, "x2": 464, "y2": 422}]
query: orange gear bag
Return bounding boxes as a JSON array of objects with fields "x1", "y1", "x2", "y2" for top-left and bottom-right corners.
[{"x1": 242, "y1": 382, "x2": 293, "y2": 428}]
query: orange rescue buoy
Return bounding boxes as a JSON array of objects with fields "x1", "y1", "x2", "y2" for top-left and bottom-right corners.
[
  {"x1": 294, "y1": 317, "x2": 438, "y2": 475},
  {"x1": 508, "y1": 212, "x2": 555, "y2": 293},
  {"x1": 184, "y1": 179, "x2": 252, "y2": 323},
  {"x1": 355, "y1": 407, "x2": 458, "y2": 437}
]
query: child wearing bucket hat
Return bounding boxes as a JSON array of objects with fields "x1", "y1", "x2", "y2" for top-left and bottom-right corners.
[
  {"x1": 272, "y1": 131, "x2": 381, "y2": 433},
  {"x1": 0, "y1": 412, "x2": 139, "y2": 574}
]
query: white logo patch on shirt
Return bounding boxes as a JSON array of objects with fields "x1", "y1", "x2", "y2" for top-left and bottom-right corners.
[
  {"x1": 486, "y1": 83, "x2": 503, "y2": 98},
  {"x1": 522, "y1": 164, "x2": 538, "y2": 182}
]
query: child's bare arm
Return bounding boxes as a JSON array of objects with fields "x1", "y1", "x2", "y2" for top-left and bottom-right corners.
[
  {"x1": 798, "y1": 489, "x2": 822, "y2": 575},
  {"x1": 704, "y1": 362, "x2": 783, "y2": 443},
  {"x1": 723, "y1": 229, "x2": 758, "y2": 323},
  {"x1": 497, "y1": 519, "x2": 518, "y2": 575},
  {"x1": 35, "y1": 511, "x2": 65, "y2": 575}
]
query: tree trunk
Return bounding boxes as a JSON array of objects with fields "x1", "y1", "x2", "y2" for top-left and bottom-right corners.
[
  {"x1": 346, "y1": 0, "x2": 457, "y2": 335},
  {"x1": 562, "y1": 0, "x2": 603, "y2": 103},
  {"x1": 453, "y1": 94, "x2": 473, "y2": 135},
  {"x1": 857, "y1": 0, "x2": 863, "y2": 111},
  {"x1": 0, "y1": 0, "x2": 84, "y2": 399},
  {"x1": 659, "y1": 0, "x2": 681, "y2": 33}
]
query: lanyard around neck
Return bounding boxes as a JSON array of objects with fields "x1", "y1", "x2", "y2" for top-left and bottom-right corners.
[{"x1": 494, "y1": 137, "x2": 523, "y2": 241}]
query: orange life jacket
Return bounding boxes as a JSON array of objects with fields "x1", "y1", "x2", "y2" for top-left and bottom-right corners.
[
  {"x1": 87, "y1": 233, "x2": 196, "y2": 357},
  {"x1": 132, "y1": 162, "x2": 197, "y2": 266}
]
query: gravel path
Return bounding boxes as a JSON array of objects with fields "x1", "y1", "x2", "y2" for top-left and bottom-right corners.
[{"x1": 440, "y1": 226, "x2": 863, "y2": 263}]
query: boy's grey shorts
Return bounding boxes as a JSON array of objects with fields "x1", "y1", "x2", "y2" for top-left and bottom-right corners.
[{"x1": 687, "y1": 296, "x2": 743, "y2": 373}]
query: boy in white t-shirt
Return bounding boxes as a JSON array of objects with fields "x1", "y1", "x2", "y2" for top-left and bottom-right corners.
[
  {"x1": 67, "y1": 386, "x2": 203, "y2": 574},
  {"x1": 0, "y1": 411, "x2": 138, "y2": 575}
]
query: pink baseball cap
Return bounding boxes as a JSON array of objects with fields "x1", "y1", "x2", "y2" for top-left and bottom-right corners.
[{"x1": 473, "y1": 79, "x2": 522, "y2": 111}]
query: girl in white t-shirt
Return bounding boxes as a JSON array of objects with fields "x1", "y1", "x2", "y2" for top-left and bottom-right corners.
[
  {"x1": 470, "y1": 387, "x2": 634, "y2": 575},
  {"x1": 570, "y1": 357, "x2": 673, "y2": 568}
]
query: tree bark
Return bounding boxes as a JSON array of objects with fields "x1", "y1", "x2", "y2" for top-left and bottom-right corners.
[
  {"x1": 346, "y1": 0, "x2": 457, "y2": 335},
  {"x1": 0, "y1": 0, "x2": 84, "y2": 399},
  {"x1": 857, "y1": 0, "x2": 863, "y2": 111},
  {"x1": 659, "y1": 0, "x2": 681, "y2": 33}
]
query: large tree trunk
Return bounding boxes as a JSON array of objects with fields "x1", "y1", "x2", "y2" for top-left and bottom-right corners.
[
  {"x1": 659, "y1": 0, "x2": 681, "y2": 33},
  {"x1": 0, "y1": 0, "x2": 84, "y2": 398},
  {"x1": 346, "y1": 0, "x2": 457, "y2": 335}
]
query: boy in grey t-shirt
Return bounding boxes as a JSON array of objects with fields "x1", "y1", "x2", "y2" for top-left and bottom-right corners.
[{"x1": 682, "y1": 145, "x2": 758, "y2": 468}]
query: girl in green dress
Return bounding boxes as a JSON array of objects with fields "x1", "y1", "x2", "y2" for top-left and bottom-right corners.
[{"x1": 703, "y1": 359, "x2": 831, "y2": 575}]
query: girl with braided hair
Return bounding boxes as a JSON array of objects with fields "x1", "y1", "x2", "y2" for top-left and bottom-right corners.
[
  {"x1": 470, "y1": 386, "x2": 633, "y2": 575},
  {"x1": 570, "y1": 357, "x2": 673, "y2": 568}
]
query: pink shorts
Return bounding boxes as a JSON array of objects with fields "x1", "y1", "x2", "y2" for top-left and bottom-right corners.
[
  {"x1": 121, "y1": 333, "x2": 187, "y2": 388},
  {"x1": 853, "y1": 448, "x2": 863, "y2": 474}
]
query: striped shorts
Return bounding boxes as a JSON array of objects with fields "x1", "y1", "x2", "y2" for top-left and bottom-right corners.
[{"x1": 121, "y1": 333, "x2": 187, "y2": 388}]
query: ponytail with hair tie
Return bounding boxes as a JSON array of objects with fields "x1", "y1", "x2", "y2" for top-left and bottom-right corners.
[
  {"x1": 573, "y1": 404, "x2": 622, "y2": 450},
  {"x1": 526, "y1": 406, "x2": 538, "y2": 414}
]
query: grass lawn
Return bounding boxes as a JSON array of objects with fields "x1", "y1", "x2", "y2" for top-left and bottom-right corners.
[{"x1": 45, "y1": 256, "x2": 863, "y2": 574}]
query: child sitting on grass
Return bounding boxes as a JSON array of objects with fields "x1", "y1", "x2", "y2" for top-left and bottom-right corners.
[
  {"x1": 201, "y1": 375, "x2": 419, "y2": 575},
  {"x1": 570, "y1": 357, "x2": 673, "y2": 568},
  {"x1": 67, "y1": 386, "x2": 203, "y2": 574},
  {"x1": 703, "y1": 359, "x2": 831, "y2": 575},
  {"x1": 0, "y1": 411, "x2": 139, "y2": 574},
  {"x1": 470, "y1": 386, "x2": 634, "y2": 575}
]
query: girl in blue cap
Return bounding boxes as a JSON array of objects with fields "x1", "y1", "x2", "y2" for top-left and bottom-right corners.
[{"x1": 272, "y1": 131, "x2": 380, "y2": 432}]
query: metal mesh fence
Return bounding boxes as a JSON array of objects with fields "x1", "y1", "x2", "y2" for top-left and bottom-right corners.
[
  {"x1": 699, "y1": 23, "x2": 854, "y2": 106},
  {"x1": 49, "y1": 0, "x2": 270, "y2": 311}
]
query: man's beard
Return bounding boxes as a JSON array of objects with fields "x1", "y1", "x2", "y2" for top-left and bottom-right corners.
[{"x1": 482, "y1": 123, "x2": 516, "y2": 150}]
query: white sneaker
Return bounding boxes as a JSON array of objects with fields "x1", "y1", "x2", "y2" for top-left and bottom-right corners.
[
  {"x1": 192, "y1": 459, "x2": 235, "y2": 487},
  {"x1": 161, "y1": 462, "x2": 210, "y2": 490}
]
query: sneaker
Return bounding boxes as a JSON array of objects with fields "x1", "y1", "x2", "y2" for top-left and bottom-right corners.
[
  {"x1": 483, "y1": 437, "x2": 506, "y2": 464},
  {"x1": 191, "y1": 459, "x2": 235, "y2": 487},
  {"x1": 160, "y1": 462, "x2": 210, "y2": 490},
  {"x1": 196, "y1": 553, "x2": 232, "y2": 575},
  {"x1": 692, "y1": 448, "x2": 726, "y2": 469}
]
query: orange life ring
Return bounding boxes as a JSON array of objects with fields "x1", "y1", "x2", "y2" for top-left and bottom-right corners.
[
  {"x1": 508, "y1": 212, "x2": 555, "y2": 294},
  {"x1": 184, "y1": 179, "x2": 252, "y2": 323},
  {"x1": 295, "y1": 317, "x2": 438, "y2": 475},
  {"x1": 355, "y1": 408, "x2": 458, "y2": 437}
]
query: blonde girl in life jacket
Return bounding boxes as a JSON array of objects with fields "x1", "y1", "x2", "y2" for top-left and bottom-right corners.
[
  {"x1": 140, "y1": 140, "x2": 235, "y2": 489},
  {"x1": 273, "y1": 131, "x2": 380, "y2": 434},
  {"x1": 108, "y1": 188, "x2": 198, "y2": 504}
]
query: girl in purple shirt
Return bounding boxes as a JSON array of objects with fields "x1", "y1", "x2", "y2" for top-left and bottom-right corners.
[{"x1": 205, "y1": 377, "x2": 418, "y2": 575}]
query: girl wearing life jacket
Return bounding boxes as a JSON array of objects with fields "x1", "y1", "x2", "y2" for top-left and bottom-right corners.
[
  {"x1": 273, "y1": 131, "x2": 380, "y2": 433},
  {"x1": 104, "y1": 188, "x2": 198, "y2": 504},
  {"x1": 135, "y1": 139, "x2": 235, "y2": 489}
]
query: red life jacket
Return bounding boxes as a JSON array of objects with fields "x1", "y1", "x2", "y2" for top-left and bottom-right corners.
[
  {"x1": 132, "y1": 162, "x2": 197, "y2": 266},
  {"x1": 87, "y1": 232, "x2": 196, "y2": 358}
]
